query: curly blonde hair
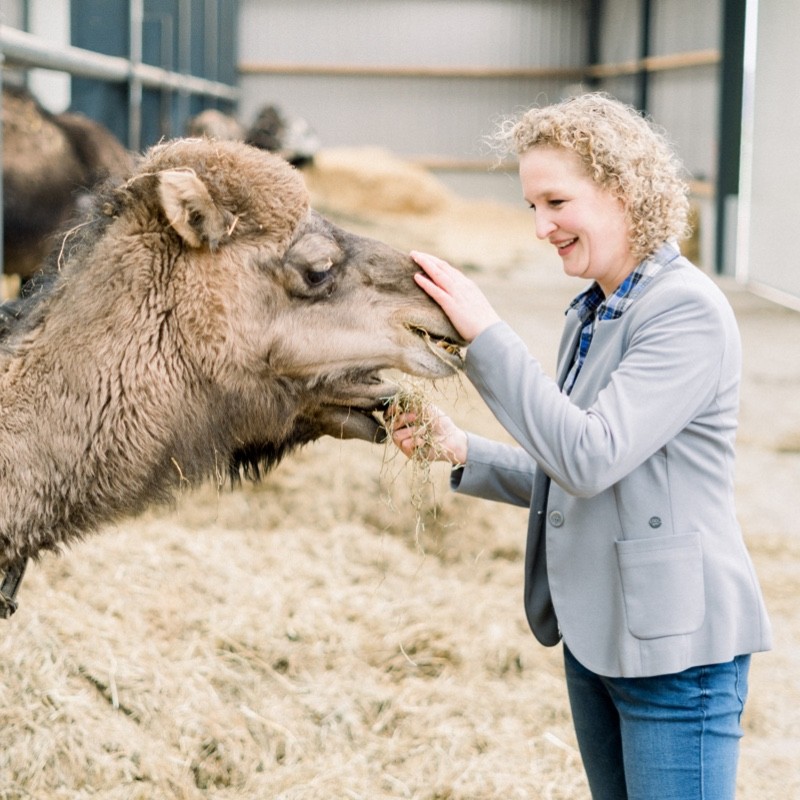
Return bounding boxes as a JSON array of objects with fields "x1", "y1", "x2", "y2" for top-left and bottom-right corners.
[{"x1": 494, "y1": 93, "x2": 691, "y2": 261}]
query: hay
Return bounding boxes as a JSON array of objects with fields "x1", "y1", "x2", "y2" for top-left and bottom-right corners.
[
  {"x1": 302, "y1": 147, "x2": 453, "y2": 217},
  {"x1": 0, "y1": 151, "x2": 797, "y2": 800},
  {"x1": 0, "y1": 511, "x2": 584, "y2": 800},
  {"x1": 379, "y1": 377, "x2": 464, "y2": 548}
]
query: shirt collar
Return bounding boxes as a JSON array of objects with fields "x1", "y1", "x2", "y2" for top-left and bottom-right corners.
[{"x1": 567, "y1": 241, "x2": 681, "y2": 322}]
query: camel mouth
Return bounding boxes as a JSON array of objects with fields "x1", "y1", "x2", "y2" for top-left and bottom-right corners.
[
  {"x1": 357, "y1": 407, "x2": 391, "y2": 443},
  {"x1": 317, "y1": 373, "x2": 398, "y2": 443},
  {"x1": 340, "y1": 372, "x2": 399, "y2": 435},
  {"x1": 408, "y1": 325, "x2": 465, "y2": 370}
]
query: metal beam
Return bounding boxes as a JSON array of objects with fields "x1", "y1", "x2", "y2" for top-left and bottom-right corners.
[
  {"x1": 715, "y1": 0, "x2": 747, "y2": 274},
  {"x1": 637, "y1": 0, "x2": 652, "y2": 112},
  {"x1": 586, "y1": 0, "x2": 603, "y2": 88},
  {"x1": 0, "y1": 24, "x2": 239, "y2": 101}
]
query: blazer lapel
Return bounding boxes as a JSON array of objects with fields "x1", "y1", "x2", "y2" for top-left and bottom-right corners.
[
  {"x1": 523, "y1": 310, "x2": 582, "y2": 646},
  {"x1": 557, "y1": 311, "x2": 583, "y2": 389}
]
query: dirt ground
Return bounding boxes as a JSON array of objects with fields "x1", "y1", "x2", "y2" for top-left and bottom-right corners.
[{"x1": 0, "y1": 149, "x2": 797, "y2": 799}]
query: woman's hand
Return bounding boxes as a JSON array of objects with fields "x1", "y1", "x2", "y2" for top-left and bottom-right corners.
[
  {"x1": 411, "y1": 250, "x2": 502, "y2": 343},
  {"x1": 386, "y1": 403, "x2": 468, "y2": 466}
]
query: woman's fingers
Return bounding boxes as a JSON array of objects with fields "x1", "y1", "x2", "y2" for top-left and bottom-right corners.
[
  {"x1": 411, "y1": 250, "x2": 460, "y2": 291},
  {"x1": 385, "y1": 402, "x2": 467, "y2": 465},
  {"x1": 409, "y1": 249, "x2": 502, "y2": 343}
]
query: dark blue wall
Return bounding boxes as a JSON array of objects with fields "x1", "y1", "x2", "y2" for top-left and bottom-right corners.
[{"x1": 70, "y1": 0, "x2": 238, "y2": 150}]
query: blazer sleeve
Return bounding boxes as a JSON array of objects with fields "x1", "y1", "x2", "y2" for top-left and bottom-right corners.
[
  {"x1": 450, "y1": 432, "x2": 535, "y2": 508},
  {"x1": 463, "y1": 273, "x2": 737, "y2": 498}
]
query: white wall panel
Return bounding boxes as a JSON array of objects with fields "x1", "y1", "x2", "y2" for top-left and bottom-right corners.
[
  {"x1": 0, "y1": 0, "x2": 26, "y2": 27},
  {"x1": 27, "y1": 0, "x2": 71, "y2": 112},
  {"x1": 240, "y1": 0, "x2": 586, "y2": 70},
  {"x1": 239, "y1": 73, "x2": 570, "y2": 158},
  {"x1": 739, "y1": 0, "x2": 800, "y2": 305}
]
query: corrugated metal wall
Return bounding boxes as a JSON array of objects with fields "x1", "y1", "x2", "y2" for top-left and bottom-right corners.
[
  {"x1": 237, "y1": 0, "x2": 725, "y2": 252},
  {"x1": 597, "y1": 0, "x2": 720, "y2": 183},
  {"x1": 648, "y1": 0, "x2": 720, "y2": 185},
  {"x1": 237, "y1": 0, "x2": 588, "y2": 203},
  {"x1": 593, "y1": 0, "x2": 722, "y2": 269}
]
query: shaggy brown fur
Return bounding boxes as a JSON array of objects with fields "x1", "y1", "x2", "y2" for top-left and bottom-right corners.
[
  {"x1": 0, "y1": 137, "x2": 463, "y2": 570},
  {"x1": 2, "y1": 84, "x2": 133, "y2": 279}
]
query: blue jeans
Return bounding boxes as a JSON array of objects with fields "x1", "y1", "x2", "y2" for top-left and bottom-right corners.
[{"x1": 563, "y1": 644, "x2": 750, "y2": 800}]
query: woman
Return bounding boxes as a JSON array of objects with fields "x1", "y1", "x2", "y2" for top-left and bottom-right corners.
[{"x1": 389, "y1": 93, "x2": 771, "y2": 799}]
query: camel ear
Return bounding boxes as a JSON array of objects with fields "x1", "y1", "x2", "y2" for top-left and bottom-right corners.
[{"x1": 158, "y1": 169, "x2": 228, "y2": 250}]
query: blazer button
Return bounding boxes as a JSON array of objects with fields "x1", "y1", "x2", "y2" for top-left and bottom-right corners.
[
  {"x1": 548, "y1": 510, "x2": 564, "y2": 527},
  {"x1": 648, "y1": 516, "x2": 662, "y2": 529}
]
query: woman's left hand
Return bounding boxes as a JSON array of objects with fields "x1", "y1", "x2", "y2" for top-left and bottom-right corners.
[
  {"x1": 385, "y1": 403, "x2": 468, "y2": 466},
  {"x1": 411, "y1": 251, "x2": 502, "y2": 343}
]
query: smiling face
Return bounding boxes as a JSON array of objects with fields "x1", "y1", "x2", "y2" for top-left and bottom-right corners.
[{"x1": 519, "y1": 145, "x2": 638, "y2": 296}]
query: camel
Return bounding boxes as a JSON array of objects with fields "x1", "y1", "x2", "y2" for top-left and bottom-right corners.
[
  {"x1": 244, "y1": 104, "x2": 320, "y2": 167},
  {"x1": 2, "y1": 84, "x2": 133, "y2": 281},
  {"x1": 186, "y1": 104, "x2": 319, "y2": 166},
  {"x1": 0, "y1": 136, "x2": 464, "y2": 616},
  {"x1": 185, "y1": 108, "x2": 246, "y2": 142}
]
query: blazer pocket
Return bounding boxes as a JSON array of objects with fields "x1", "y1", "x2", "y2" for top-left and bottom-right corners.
[{"x1": 615, "y1": 532, "x2": 705, "y2": 639}]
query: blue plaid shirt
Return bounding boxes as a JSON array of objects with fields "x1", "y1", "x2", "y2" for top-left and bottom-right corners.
[{"x1": 562, "y1": 243, "x2": 679, "y2": 395}]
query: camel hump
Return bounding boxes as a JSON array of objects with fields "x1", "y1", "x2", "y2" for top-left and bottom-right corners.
[{"x1": 157, "y1": 169, "x2": 229, "y2": 250}]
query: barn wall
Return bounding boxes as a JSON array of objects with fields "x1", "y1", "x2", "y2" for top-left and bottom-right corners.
[
  {"x1": 590, "y1": 0, "x2": 640, "y2": 105},
  {"x1": 594, "y1": 0, "x2": 721, "y2": 270},
  {"x1": 0, "y1": 0, "x2": 239, "y2": 149},
  {"x1": 10, "y1": 1, "x2": 793, "y2": 299},
  {"x1": 237, "y1": 0, "x2": 725, "y2": 261},
  {"x1": 643, "y1": 0, "x2": 720, "y2": 183},
  {"x1": 237, "y1": 0, "x2": 589, "y2": 204},
  {"x1": 68, "y1": 0, "x2": 239, "y2": 148}
]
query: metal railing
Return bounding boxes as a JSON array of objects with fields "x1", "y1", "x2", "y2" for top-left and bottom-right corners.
[{"x1": 0, "y1": 23, "x2": 239, "y2": 150}]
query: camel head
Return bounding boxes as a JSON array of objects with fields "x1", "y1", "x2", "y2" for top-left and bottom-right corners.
[
  {"x1": 2, "y1": 138, "x2": 464, "y2": 493},
  {"x1": 145, "y1": 138, "x2": 464, "y2": 449},
  {"x1": 0, "y1": 136, "x2": 466, "y2": 574},
  {"x1": 252, "y1": 207, "x2": 465, "y2": 444}
]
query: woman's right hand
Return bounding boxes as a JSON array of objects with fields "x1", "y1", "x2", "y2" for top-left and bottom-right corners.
[
  {"x1": 410, "y1": 251, "x2": 502, "y2": 343},
  {"x1": 386, "y1": 403, "x2": 468, "y2": 466}
]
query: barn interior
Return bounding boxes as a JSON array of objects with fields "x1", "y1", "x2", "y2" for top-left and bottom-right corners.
[{"x1": 0, "y1": 2, "x2": 798, "y2": 798}]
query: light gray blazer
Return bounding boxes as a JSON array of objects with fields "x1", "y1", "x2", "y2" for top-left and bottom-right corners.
[{"x1": 453, "y1": 251, "x2": 772, "y2": 678}]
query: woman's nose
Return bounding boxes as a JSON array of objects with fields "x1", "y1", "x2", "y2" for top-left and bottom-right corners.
[{"x1": 534, "y1": 213, "x2": 556, "y2": 240}]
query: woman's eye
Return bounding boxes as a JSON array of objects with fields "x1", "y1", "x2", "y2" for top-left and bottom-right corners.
[{"x1": 549, "y1": 199, "x2": 565, "y2": 208}]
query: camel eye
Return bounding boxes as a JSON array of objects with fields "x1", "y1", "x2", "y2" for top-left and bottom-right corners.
[
  {"x1": 304, "y1": 258, "x2": 333, "y2": 287},
  {"x1": 306, "y1": 268, "x2": 331, "y2": 286}
]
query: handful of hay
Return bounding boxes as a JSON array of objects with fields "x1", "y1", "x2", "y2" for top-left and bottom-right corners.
[{"x1": 381, "y1": 378, "x2": 462, "y2": 546}]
